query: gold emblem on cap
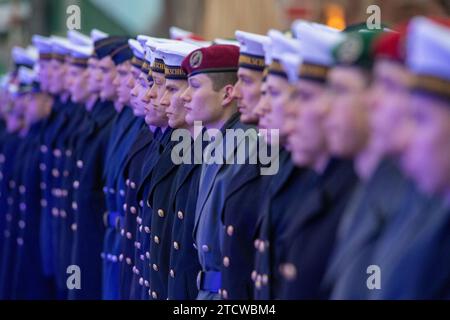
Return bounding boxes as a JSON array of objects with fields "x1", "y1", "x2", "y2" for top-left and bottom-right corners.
[
  {"x1": 190, "y1": 50, "x2": 203, "y2": 68},
  {"x1": 337, "y1": 34, "x2": 362, "y2": 64}
]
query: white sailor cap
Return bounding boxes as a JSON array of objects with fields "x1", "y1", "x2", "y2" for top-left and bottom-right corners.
[
  {"x1": 407, "y1": 16, "x2": 450, "y2": 81},
  {"x1": 182, "y1": 38, "x2": 212, "y2": 47},
  {"x1": 67, "y1": 30, "x2": 92, "y2": 46},
  {"x1": 65, "y1": 42, "x2": 92, "y2": 68},
  {"x1": 292, "y1": 19, "x2": 340, "y2": 39},
  {"x1": 235, "y1": 30, "x2": 269, "y2": 71},
  {"x1": 12, "y1": 46, "x2": 38, "y2": 69},
  {"x1": 213, "y1": 38, "x2": 240, "y2": 47},
  {"x1": 407, "y1": 16, "x2": 450, "y2": 99},
  {"x1": 156, "y1": 42, "x2": 200, "y2": 79},
  {"x1": 32, "y1": 35, "x2": 53, "y2": 59},
  {"x1": 267, "y1": 30, "x2": 300, "y2": 78},
  {"x1": 17, "y1": 66, "x2": 37, "y2": 86},
  {"x1": 292, "y1": 20, "x2": 343, "y2": 68},
  {"x1": 280, "y1": 53, "x2": 303, "y2": 84},
  {"x1": 50, "y1": 36, "x2": 72, "y2": 59},
  {"x1": 90, "y1": 28, "x2": 109, "y2": 43},
  {"x1": 138, "y1": 36, "x2": 170, "y2": 62},
  {"x1": 128, "y1": 38, "x2": 145, "y2": 69}
]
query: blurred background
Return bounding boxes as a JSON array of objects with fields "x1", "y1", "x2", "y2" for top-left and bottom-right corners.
[{"x1": 0, "y1": 0, "x2": 449, "y2": 73}]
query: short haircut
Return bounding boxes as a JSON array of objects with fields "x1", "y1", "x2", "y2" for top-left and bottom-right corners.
[{"x1": 206, "y1": 72, "x2": 238, "y2": 92}]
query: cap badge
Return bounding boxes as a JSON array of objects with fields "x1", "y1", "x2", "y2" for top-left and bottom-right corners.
[
  {"x1": 337, "y1": 35, "x2": 362, "y2": 64},
  {"x1": 190, "y1": 50, "x2": 203, "y2": 68}
]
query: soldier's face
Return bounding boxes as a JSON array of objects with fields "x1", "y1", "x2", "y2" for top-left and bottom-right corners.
[
  {"x1": 253, "y1": 81, "x2": 273, "y2": 142},
  {"x1": 403, "y1": 95, "x2": 450, "y2": 196},
  {"x1": 87, "y1": 58, "x2": 102, "y2": 94},
  {"x1": 266, "y1": 74, "x2": 295, "y2": 145},
  {"x1": 182, "y1": 74, "x2": 228, "y2": 128},
  {"x1": 25, "y1": 92, "x2": 47, "y2": 124},
  {"x1": 289, "y1": 80, "x2": 329, "y2": 167},
  {"x1": 7, "y1": 96, "x2": 25, "y2": 132},
  {"x1": 115, "y1": 61, "x2": 132, "y2": 107},
  {"x1": 49, "y1": 59, "x2": 66, "y2": 95},
  {"x1": 368, "y1": 60, "x2": 414, "y2": 158},
  {"x1": 37, "y1": 60, "x2": 51, "y2": 92},
  {"x1": 68, "y1": 65, "x2": 90, "y2": 104},
  {"x1": 143, "y1": 72, "x2": 168, "y2": 127},
  {"x1": 233, "y1": 68, "x2": 263, "y2": 124},
  {"x1": 161, "y1": 79, "x2": 189, "y2": 129},
  {"x1": 128, "y1": 67, "x2": 141, "y2": 113},
  {"x1": 325, "y1": 66, "x2": 371, "y2": 158},
  {"x1": 130, "y1": 72, "x2": 150, "y2": 118},
  {"x1": 98, "y1": 56, "x2": 117, "y2": 101}
]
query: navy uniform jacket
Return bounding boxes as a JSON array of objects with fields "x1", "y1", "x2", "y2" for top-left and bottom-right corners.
[
  {"x1": 167, "y1": 157, "x2": 202, "y2": 300},
  {"x1": 52, "y1": 102, "x2": 86, "y2": 298},
  {"x1": 118, "y1": 126, "x2": 153, "y2": 300},
  {"x1": 194, "y1": 113, "x2": 257, "y2": 300},
  {"x1": 12, "y1": 122, "x2": 54, "y2": 299},
  {"x1": 367, "y1": 193, "x2": 450, "y2": 299},
  {"x1": 56, "y1": 105, "x2": 89, "y2": 300},
  {"x1": 219, "y1": 149, "x2": 273, "y2": 300},
  {"x1": 109, "y1": 117, "x2": 145, "y2": 300},
  {"x1": 278, "y1": 159, "x2": 357, "y2": 299},
  {"x1": 39, "y1": 96, "x2": 69, "y2": 278},
  {"x1": 252, "y1": 150, "x2": 312, "y2": 300},
  {"x1": 0, "y1": 134, "x2": 27, "y2": 299},
  {"x1": 322, "y1": 159, "x2": 415, "y2": 299},
  {"x1": 0, "y1": 133, "x2": 21, "y2": 263},
  {"x1": 68, "y1": 100, "x2": 115, "y2": 300},
  {"x1": 146, "y1": 137, "x2": 180, "y2": 300},
  {"x1": 136, "y1": 128, "x2": 173, "y2": 300},
  {"x1": 167, "y1": 135, "x2": 206, "y2": 300},
  {"x1": 102, "y1": 106, "x2": 142, "y2": 300}
]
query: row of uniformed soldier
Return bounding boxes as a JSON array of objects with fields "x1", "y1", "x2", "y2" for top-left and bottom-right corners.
[{"x1": 1, "y1": 16, "x2": 450, "y2": 300}]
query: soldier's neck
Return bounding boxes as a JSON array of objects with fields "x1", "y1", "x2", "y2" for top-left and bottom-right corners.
[
  {"x1": 60, "y1": 92, "x2": 70, "y2": 104},
  {"x1": 312, "y1": 153, "x2": 329, "y2": 175},
  {"x1": 354, "y1": 146, "x2": 382, "y2": 182},
  {"x1": 86, "y1": 94, "x2": 99, "y2": 111}
]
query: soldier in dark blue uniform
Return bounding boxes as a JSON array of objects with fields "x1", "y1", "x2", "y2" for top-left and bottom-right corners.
[
  {"x1": 218, "y1": 31, "x2": 272, "y2": 300},
  {"x1": 51, "y1": 40, "x2": 91, "y2": 300},
  {"x1": 0, "y1": 68, "x2": 29, "y2": 299},
  {"x1": 67, "y1": 35, "x2": 117, "y2": 300},
  {"x1": 365, "y1": 17, "x2": 450, "y2": 299},
  {"x1": 101, "y1": 38, "x2": 143, "y2": 300},
  {"x1": 179, "y1": 44, "x2": 260, "y2": 300},
  {"x1": 317, "y1": 28, "x2": 420, "y2": 299},
  {"x1": 158, "y1": 44, "x2": 210, "y2": 301},
  {"x1": 129, "y1": 36, "x2": 170, "y2": 300},
  {"x1": 134, "y1": 38, "x2": 174, "y2": 300},
  {"x1": 144, "y1": 42, "x2": 200, "y2": 300},
  {"x1": 268, "y1": 23, "x2": 358, "y2": 300},
  {"x1": 251, "y1": 31, "x2": 313, "y2": 300},
  {"x1": 12, "y1": 67, "x2": 55, "y2": 299},
  {"x1": 43, "y1": 36, "x2": 89, "y2": 299},
  {"x1": 119, "y1": 38, "x2": 155, "y2": 300},
  {"x1": 30, "y1": 35, "x2": 59, "y2": 293},
  {"x1": 36, "y1": 36, "x2": 75, "y2": 296}
]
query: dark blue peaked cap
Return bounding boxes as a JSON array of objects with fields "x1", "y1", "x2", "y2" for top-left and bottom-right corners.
[
  {"x1": 110, "y1": 42, "x2": 133, "y2": 65},
  {"x1": 94, "y1": 36, "x2": 130, "y2": 62}
]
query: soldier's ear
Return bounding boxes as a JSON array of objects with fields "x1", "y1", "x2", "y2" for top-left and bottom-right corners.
[{"x1": 221, "y1": 84, "x2": 234, "y2": 106}]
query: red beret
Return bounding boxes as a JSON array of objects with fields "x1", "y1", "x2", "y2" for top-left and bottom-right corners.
[
  {"x1": 181, "y1": 45, "x2": 240, "y2": 77},
  {"x1": 373, "y1": 17, "x2": 450, "y2": 64},
  {"x1": 373, "y1": 23, "x2": 408, "y2": 63}
]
